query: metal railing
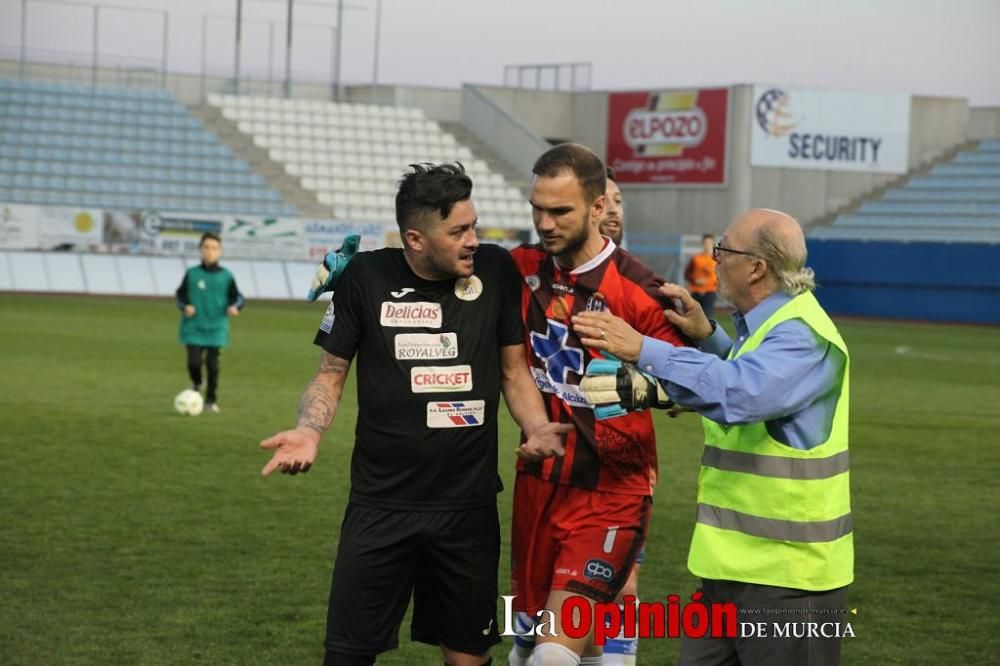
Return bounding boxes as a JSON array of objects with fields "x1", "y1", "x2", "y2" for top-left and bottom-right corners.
[
  {"x1": 461, "y1": 84, "x2": 551, "y2": 178},
  {"x1": 503, "y1": 62, "x2": 592, "y2": 92}
]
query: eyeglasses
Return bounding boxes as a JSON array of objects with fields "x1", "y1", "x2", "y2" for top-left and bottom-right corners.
[{"x1": 712, "y1": 243, "x2": 758, "y2": 261}]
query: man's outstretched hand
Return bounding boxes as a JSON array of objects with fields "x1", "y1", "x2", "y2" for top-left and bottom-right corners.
[{"x1": 260, "y1": 428, "x2": 320, "y2": 476}]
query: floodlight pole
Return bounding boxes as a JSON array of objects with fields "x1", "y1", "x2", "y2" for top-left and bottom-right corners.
[
  {"x1": 371, "y1": 0, "x2": 382, "y2": 95},
  {"x1": 92, "y1": 5, "x2": 99, "y2": 86},
  {"x1": 234, "y1": 0, "x2": 243, "y2": 94},
  {"x1": 161, "y1": 10, "x2": 169, "y2": 88},
  {"x1": 200, "y1": 15, "x2": 207, "y2": 100},
  {"x1": 332, "y1": 0, "x2": 344, "y2": 101},
  {"x1": 284, "y1": 0, "x2": 294, "y2": 98},
  {"x1": 268, "y1": 22, "x2": 276, "y2": 90},
  {"x1": 19, "y1": 0, "x2": 27, "y2": 79}
]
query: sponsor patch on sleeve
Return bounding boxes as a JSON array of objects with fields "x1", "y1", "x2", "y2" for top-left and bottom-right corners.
[
  {"x1": 426, "y1": 400, "x2": 486, "y2": 428},
  {"x1": 319, "y1": 302, "x2": 336, "y2": 333}
]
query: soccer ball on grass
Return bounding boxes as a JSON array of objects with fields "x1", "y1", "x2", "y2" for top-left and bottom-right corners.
[{"x1": 174, "y1": 389, "x2": 204, "y2": 416}]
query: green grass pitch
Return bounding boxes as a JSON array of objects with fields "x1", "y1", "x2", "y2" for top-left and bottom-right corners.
[{"x1": 1, "y1": 293, "x2": 998, "y2": 664}]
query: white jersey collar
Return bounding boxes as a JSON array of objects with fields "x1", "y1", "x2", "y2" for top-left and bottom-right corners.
[{"x1": 552, "y1": 237, "x2": 617, "y2": 276}]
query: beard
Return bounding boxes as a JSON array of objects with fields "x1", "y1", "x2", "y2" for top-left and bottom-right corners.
[
  {"x1": 423, "y1": 249, "x2": 473, "y2": 280},
  {"x1": 548, "y1": 220, "x2": 591, "y2": 259}
]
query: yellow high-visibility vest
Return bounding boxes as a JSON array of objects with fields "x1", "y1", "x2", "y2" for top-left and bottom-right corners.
[{"x1": 688, "y1": 291, "x2": 853, "y2": 591}]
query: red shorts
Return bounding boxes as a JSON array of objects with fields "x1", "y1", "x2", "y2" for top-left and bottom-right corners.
[{"x1": 510, "y1": 472, "x2": 651, "y2": 615}]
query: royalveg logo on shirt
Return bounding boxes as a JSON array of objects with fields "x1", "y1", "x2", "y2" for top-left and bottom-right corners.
[
  {"x1": 380, "y1": 302, "x2": 442, "y2": 328},
  {"x1": 411, "y1": 365, "x2": 473, "y2": 393},
  {"x1": 394, "y1": 333, "x2": 459, "y2": 360}
]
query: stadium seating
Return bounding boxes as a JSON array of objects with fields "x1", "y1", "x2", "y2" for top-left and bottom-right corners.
[
  {"x1": 810, "y1": 140, "x2": 1000, "y2": 244},
  {"x1": 0, "y1": 79, "x2": 297, "y2": 216},
  {"x1": 207, "y1": 93, "x2": 529, "y2": 228}
]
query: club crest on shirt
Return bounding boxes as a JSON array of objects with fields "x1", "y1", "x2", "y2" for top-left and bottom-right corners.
[
  {"x1": 585, "y1": 291, "x2": 608, "y2": 312},
  {"x1": 454, "y1": 275, "x2": 483, "y2": 301},
  {"x1": 551, "y1": 296, "x2": 571, "y2": 320},
  {"x1": 525, "y1": 275, "x2": 541, "y2": 292}
]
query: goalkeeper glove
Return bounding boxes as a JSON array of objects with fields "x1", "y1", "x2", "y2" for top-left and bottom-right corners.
[
  {"x1": 581, "y1": 357, "x2": 675, "y2": 420},
  {"x1": 307, "y1": 234, "x2": 360, "y2": 302}
]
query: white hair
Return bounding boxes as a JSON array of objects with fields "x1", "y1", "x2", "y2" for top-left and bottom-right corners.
[{"x1": 754, "y1": 226, "x2": 816, "y2": 295}]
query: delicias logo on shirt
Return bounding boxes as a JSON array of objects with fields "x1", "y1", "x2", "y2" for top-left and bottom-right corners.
[{"x1": 379, "y1": 302, "x2": 442, "y2": 328}]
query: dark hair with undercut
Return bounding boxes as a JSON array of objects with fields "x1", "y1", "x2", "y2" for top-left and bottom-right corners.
[
  {"x1": 605, "y1": 166, "x2": 616, "y2": 182},
  {"x1": 199, "y1": 232, "x2": 221, "y2": 246},
  {"x1": 395, "y1": 162, "x2": 473, "y2": 232},
  {"x1": 532, "y1": 143, "x2": 607, "y2": 204}
]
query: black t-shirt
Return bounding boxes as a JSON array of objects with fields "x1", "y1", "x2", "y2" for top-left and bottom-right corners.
[{"x1": 314, "y1": 243, "x2": 524, "y2": 511}]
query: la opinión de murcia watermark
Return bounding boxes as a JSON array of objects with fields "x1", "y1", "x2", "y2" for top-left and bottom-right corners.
[{"x1": 500, "y1": 594, "x2": 856, "y2": 646}]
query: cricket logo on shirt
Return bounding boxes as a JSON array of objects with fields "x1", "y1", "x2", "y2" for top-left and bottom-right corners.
[
  {"x1": 410, "y1": 365, "x2": 473, "y2": 393},
  {"x1": 529, "y1": 319, "x2": 589, "y2": 408}
]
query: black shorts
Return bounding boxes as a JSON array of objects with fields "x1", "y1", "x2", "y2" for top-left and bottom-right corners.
[{"x1": 324, "y1": 502, "x2": 501, "y2": 657}]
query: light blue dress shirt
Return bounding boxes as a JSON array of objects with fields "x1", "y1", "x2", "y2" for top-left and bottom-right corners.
[{"x1": 636, "y1": 292, "x2": 846, "y2": 450}]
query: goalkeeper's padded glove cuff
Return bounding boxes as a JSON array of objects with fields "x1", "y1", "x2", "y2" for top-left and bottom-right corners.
[
  {"x1": 306, "y1": 234, "x2": 361, "y2": 302},
  {"x1": 582, "y1": 358, "x2": 673, "y2": 420}
]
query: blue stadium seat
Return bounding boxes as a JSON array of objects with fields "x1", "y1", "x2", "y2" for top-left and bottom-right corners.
[{"x1": 1, "y1": 78, "x2": 294, "y2": 215}]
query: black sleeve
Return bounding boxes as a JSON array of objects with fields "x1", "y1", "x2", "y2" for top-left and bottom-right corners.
[
  {"x1": 228, "y1": 277, "x2": 245, "y2": 310},
  {"x1": 175, "y1": 272, "x2": 190, "y2": 309},
  {"x1": 313, "y1": 258, "x2": 363, "y2": 360},
  {"x1": 497, "y1": 248, "x2": 525, "y2": 347}
]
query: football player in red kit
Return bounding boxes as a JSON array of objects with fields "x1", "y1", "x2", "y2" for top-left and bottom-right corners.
[{"x1": 507, "y1": 144, "x2": 687, "y2": 666}]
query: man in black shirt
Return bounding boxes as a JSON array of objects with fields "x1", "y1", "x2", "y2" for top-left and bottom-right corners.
[{"x1": 260, "y1": 163, "x2": 570, "y2": 666}]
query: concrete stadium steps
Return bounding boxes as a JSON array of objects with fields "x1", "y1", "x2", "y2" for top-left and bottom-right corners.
[
  {"x1": 205, "y1": 94, "x2": 530, "y2": 228},
  {"x1": 188, "y1": 104, "x2": 330, "y2": 218},
  {"x1": 882, "y1": 189, "x2": 1000, "y2": 202},
  {"x1": 438, "y1": 121, "x2": 531, "y2": 210},
  {"x1": 809, "y1": 226, "x2": 1000, "y2": 243},
  {"x1": 808, "y1": 139, "x2": 1000, "y2": 244}
]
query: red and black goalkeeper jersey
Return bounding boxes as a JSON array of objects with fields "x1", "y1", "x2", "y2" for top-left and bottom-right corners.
[{"x1": 511, "y1": 240, "x2": 687, "y2": 496}]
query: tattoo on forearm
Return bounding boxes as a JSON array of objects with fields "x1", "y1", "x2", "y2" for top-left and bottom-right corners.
[
  {"x1": 319, "y1": 353, "x2": 350, "y2": 375},
  {"x1": 296, "y1": 354, "x2": 349, "y2": 434}
]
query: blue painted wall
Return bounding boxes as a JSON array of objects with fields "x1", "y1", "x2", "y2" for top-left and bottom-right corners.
[{"x1": 806, "y1": 240, "x2": 1000, "y2": 325}]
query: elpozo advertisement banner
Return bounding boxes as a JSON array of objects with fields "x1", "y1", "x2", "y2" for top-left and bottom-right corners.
[
  {"x1": 606, "y1": 88, "x2": 729, "y2": 186},
  {"x1": 751, "y1": 85, "x2": 910, "y2": 173}
]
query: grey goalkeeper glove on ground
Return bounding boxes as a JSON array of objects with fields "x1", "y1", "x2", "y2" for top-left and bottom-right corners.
[
  {"x1": 307, "y1": 234, "x2": 361, "y2": 302},
  {"x1": 581, "y1": 357, "x2": 675, "y2": 420}
]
